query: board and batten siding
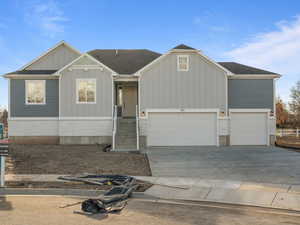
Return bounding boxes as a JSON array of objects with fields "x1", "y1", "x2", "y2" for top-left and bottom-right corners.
[
  {"x1": 10, "y1": 79, "x2": 59, "y2": 117},
  {"x1": 139, "y1": 53, "x2": 227, "y2": 113},
  {"x1": 60, "y1": 56, "x2": 113, "y2": 117},
  {"x1": 228, "y1": 79, "x2": 274, "y2": 111},
  {"x1": 26, "y1": 44, "x2": 80, "y2": 70}
]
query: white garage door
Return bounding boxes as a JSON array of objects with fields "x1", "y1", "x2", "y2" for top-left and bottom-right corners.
[
  {"x1": 147, "y1": 112, "x2": 218, "y2": 146},
  {"x1": 230, "y1": 111, "x2": 269, "y2": 145}
]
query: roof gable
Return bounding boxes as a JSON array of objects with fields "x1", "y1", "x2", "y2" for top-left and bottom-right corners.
[
  {"x1": 20, "y1": 41, "x2": 81, "y2": 71},
  {"x1": 55, "y1": 53, "x2": 118, "y2": 75},
  {"x1": 88, "y1": 49, "x2": 161, "y2": 74}
]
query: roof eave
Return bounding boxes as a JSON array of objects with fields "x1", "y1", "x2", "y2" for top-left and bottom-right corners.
[
  {"x1": 3, "y1": 74, "x2": 59, "y2": 79},
  {"x1": 169, "y1": 49, "x2": 200, "y2": 53},
  {"x1": 228, "y1": 74, "x2": 281, "y2": 79}
]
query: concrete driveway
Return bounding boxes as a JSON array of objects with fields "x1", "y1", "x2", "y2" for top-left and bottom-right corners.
[{"x1": 144, "y1": 146, "x2": 300, "y2": 184}]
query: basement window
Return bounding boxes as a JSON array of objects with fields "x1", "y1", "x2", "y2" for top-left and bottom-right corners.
[
  {"x1": 177, "y1": 55, "x2": 189, "y2": 71},
  {"x1": 76, "y1": 79, "x2": 96, "y2": 104},
  {"x1": 25, "y1": 80, "x2": 46, "y2": 105}
]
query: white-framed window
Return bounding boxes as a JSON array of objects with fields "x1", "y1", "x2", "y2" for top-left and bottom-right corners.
[
  {"x1": 25, "y1": 80, "x2": 46, "y2": 105},
  {"x1": 177, "y1": 55, "x2": 189, "y2": 71},
  {"x1": 76, "y1": 79, "x2": 96, "y2": 104}
]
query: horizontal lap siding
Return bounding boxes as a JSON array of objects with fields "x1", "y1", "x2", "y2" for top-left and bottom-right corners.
[
  {"x1": 8, "y1": 120, "x2": 59, "y2": 136},
  {"x1": 59, "y1": 120, "x2": 112, "y2": 136},
  {"x1": 10, "y1": 79, "x2": 59, "y2": 117},
  {"x1": 228, "y1": 79, "x2": 273, "y2": 111},
  {"x1": 140, "y1": 53, "x2": 226, "y2": 113}
]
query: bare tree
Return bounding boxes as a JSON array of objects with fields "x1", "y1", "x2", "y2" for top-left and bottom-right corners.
[
  {"x1": 289, "y1": 80, "x2": 300, "y2": 127},
  {"x1": 0, "y1": 109, "x2": 8, "y2": 127},
  {"x1": 276, "y1": 97, "x2": 289, "y2": 128}
]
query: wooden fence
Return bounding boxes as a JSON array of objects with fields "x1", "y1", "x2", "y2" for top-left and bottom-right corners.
[{"x1": 277, "y1": 128, "x2": 300, "y2": 137}]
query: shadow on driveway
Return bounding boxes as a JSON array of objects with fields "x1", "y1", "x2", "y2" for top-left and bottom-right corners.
[{"x1": 0, "y1": 196, "x2": 13, "y2": 211}]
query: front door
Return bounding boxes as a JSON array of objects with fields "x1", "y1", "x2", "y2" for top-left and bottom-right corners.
[{"x1": 122, "y1": 86, "x2": 137, "y2": 117}]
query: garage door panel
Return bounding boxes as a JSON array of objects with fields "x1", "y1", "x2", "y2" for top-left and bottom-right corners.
[
  {"x1": 230, "y1": 112, "x2": 268, "y2": 145},
  {"x1": 148, "y1": 112, "x2": 217, "y2": 146}
]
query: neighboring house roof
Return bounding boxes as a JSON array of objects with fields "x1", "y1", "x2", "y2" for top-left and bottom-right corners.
[
  {"x1": 218, "y1": 62, "x2": 277, "y2": 75},
  {"x1": 88, "y1": 49, "x2": 161, "y2": 74},
  {"x1": 6, "y1": 70, "x2": 57, "y2": 75},
  {"x1": 172, "y1": 44, "x2": 196, "y2": 50}
]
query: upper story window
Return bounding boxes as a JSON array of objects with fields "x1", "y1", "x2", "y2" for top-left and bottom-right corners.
[
  {"x1": 25, "y1": 80, "x2": 46, "y2": 105},
  {"x1": 76, "y1": 79, "x2": 96, "y2": 104},
  {"x1": 177, "y1": 55, "x2": 189, "y2": 71}
]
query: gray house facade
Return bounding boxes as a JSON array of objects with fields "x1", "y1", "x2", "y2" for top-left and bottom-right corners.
[{"x1": 4, "y1": 41, "x2": 280, "y2": 148}]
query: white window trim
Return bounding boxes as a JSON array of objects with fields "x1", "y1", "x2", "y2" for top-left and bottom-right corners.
[
  {"x1": 177, "y1": 55, "x2": 189, "y2": 72},
  {"x1": 76, "y1": 79, "x2": 97, "y2": 104},
  {"x1": 25, "y1": 80, "x2": 46, "y2": 105}
]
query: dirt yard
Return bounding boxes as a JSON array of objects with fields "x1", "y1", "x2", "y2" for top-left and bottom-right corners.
[
  {"x1": 276, "y1": 136, "x2": 300, "y2": 151},
  {"x1": 5, "y1": 180, "x2": 152, "y2": 192},
  {"x1": 6, "y1": 145, "x2": 152, "y2": 176}
]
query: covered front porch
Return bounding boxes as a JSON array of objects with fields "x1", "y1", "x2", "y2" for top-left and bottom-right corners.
[
  {"x1": 114, "y1": 80, "x2": 138, "y2": 118},
  {"x1": 112, "y1": 78, "x2": 140, "y2": 151}
]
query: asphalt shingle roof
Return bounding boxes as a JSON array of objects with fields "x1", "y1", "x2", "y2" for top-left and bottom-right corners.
[
  {"x1": 88, "y1": 49, "x2": 161, "y2": 74},
  {"x1": 5, "y1": 46, "x2": 278, "y2": 76},
  {"x1": 218, "y1": 62, "x2": 277, "y2": 75},
  {"x1": 6, "y1": 70, "x2": 57, "y2": 75},
  {"x1": 172, "y1": 44, "x2": 196, "y2": 50}
]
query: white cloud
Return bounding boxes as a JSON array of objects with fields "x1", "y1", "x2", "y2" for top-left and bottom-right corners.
[
  {"x1": 193, "y1": 12, "x2": 230, "y2": 33},
  {"x1": 225, "y1": 15, "x2": 300, "y2": 102},
  {"x1": 25, "y1": 0, "x2": 68, "y2": 38}
]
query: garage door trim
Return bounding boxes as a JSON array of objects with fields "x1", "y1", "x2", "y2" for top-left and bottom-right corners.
[
  {"x1": 146, "y1": 108, "x2": 220, "y2": 146},
  {"x1": 229, "y1": 108, "x2": 270, "y2": 146}
]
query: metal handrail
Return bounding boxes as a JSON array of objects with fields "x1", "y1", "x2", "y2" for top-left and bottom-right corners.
[
  {"x1": 112, "y1": 105, "x2": 118, "y2": 150},
  {"x1": 136, "y1": 105, "x2": 140, "y2": 150}
]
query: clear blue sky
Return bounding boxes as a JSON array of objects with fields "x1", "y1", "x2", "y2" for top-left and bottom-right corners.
[{"x1": 1, "y1": 0, "x2": 300, "y2": 108}]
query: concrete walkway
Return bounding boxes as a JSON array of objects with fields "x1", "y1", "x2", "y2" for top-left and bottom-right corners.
[
  {"x1": 3, "y1": 174, "x2": 300, "y2": 211},
  {"x1": 136, "y1": 176, "x2": 300, "y2": 211},
  {"x1": 144, "y1": 146, "x2": 300, "y2": 184}
]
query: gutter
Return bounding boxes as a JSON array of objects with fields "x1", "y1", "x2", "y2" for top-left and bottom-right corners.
[{"x1": 3, "y1": 74, "x2": 59, "y2": 79}]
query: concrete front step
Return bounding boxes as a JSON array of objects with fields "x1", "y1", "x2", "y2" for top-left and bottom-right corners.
[
  {"x1": 114, "y1": 148, "x2": 139, "y2": 152},
  {"x1": 115, "y1": 118, "x2": 137, "y2": 149},
  {"x1": 118, "y1": 127, "x2": 136, "y2": 131},
  {"x1": 117, "y1": 130, "x2": 136, "y2": 134},
  {"x1": 115, "y1": 145, "x2": 137, "y2": 149},
  {"x1": 117, "y1": 135, "x2": 137, "y2": 139},
  {"x1": 117, "y1": 133, "x2": 136, "y2": 137},
  {"x1": 116, "y1": 141, "x2": 137, "y2": 146},
  {"x1": 118, "y1": 122, "x2": 136, "y2": 125},
  {"x1": 119, "y1": 121, "x2": 136, "y2": 124}
]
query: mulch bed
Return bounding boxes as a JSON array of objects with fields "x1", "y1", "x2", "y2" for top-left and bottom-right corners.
[
  {"x1": 276, "y1": 136, "x2": 300, "y2": 152},
  {"x1": 6, "y1": 144, "x2": 152, "y2": 176}
]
